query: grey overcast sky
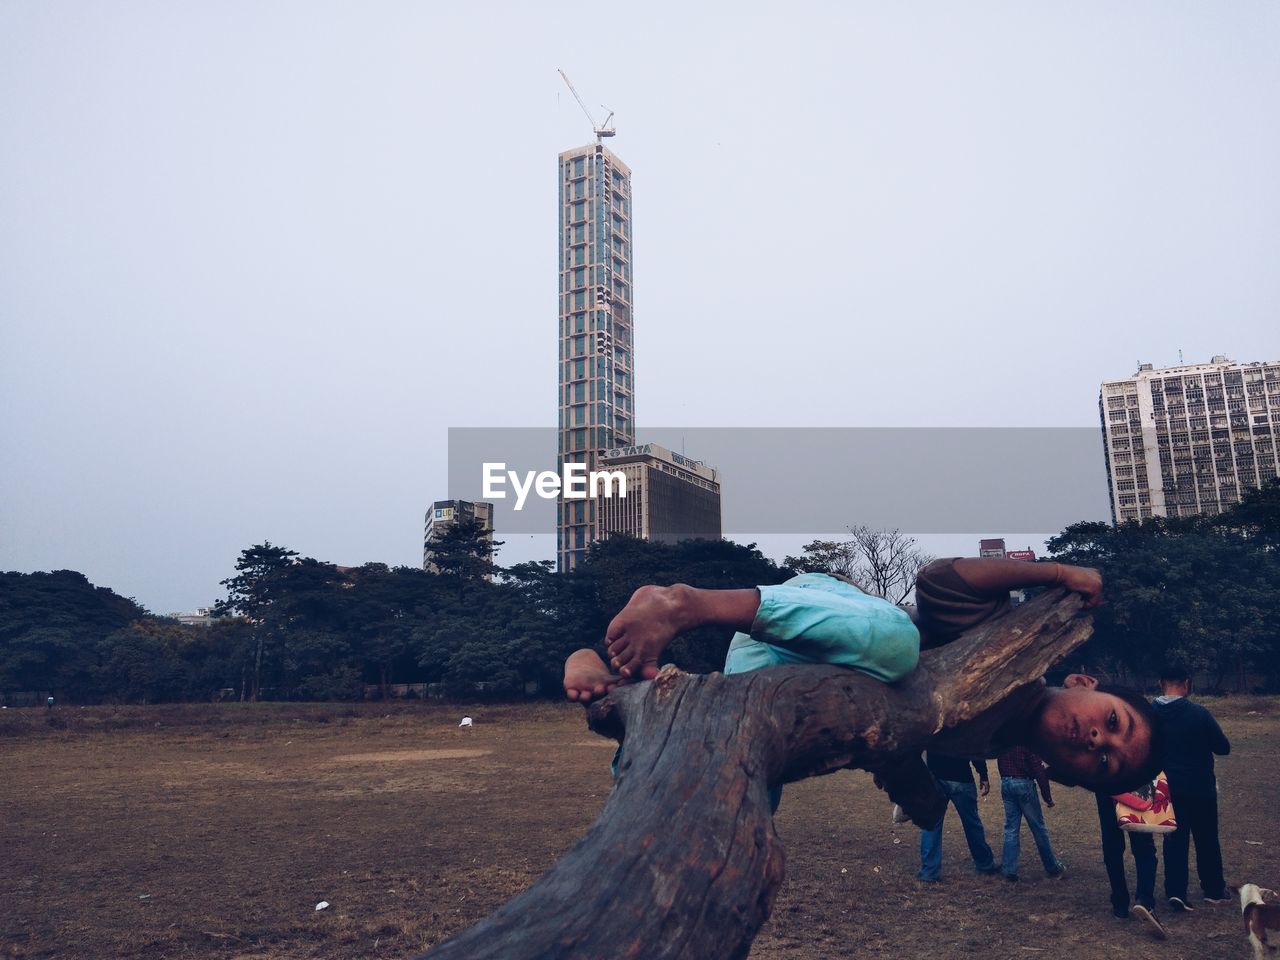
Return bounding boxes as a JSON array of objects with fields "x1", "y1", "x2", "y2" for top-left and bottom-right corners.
[{"x1": 2, "y1": 1, "x2": 1277, "y2": 614}]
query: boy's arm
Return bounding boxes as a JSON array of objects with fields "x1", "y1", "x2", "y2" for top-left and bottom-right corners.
[
  {"x1": 951, "y1": 558, "x2": 1103, "y2": 608},
  {"x1": 972, "y1": 759, "x2": 990, "y2": 796},
  {"x1": 1204, "y1": 708, "x2": 1231, "y2": 755},
  {"x1": 1035, "y1": 758, "x2": 1054, "y2": 807}
]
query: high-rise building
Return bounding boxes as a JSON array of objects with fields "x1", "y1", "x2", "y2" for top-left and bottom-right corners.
[
  {"x1": 557, "y1": 143, "x2": 635, "y2": 570},
  {"x1": 1099, "y1": 355, "x2": 1280, "y2": 522},
  {"x1": 423, "y1": 499, "x2": 494, "y2": 571},
  {"x1": 596, "y1": 443, "x2": 721, "y2": 545}
]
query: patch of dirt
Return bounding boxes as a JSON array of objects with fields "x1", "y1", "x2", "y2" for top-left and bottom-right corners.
[{"x1": 326, "y1": 748, "x2": 492, "y2": 765}]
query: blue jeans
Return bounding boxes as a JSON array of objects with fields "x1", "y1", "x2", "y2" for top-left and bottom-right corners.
[
  {"x1": 919, "y1": 780, "x2": 997, "y2": 880},
  {"x1": 1001, "y1": 777, "x2": 1061, "y2": 877}
]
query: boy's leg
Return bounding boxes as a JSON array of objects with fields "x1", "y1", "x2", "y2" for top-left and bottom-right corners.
[
  {"x1": 950, "y1": 781, "x2": 997, "y2": 872},
  {"x1": 1021, "y1": 788, "x2": 1062, "y2": 873},
  {"x1": 1000, "y1": 779, "x2": 1022, "y2": 879},
  {"x1": 1162, "y1": 814, "x2": 1191, "y2": 903},
  {"x1": 918, "y1": 796, "x2": 948, "y2": 882},
  {"x1": 1130, "y1": 831, "x2": 1158, "y2": 910},
  {"x1": 744, "y1": 579, "x2": 919, "y2": 681},
  {"x1": 605, "y1": 584, "x2": 759, "y2": 681},
  {"x1": 1188, "y1": 793, "x2": 1227, "y2": 899},
  {"x1": 1096, "y1": 792, "x2": 1132, "y2": 915},
  {"x1": 605, "y1": 575, "x2": 918, "y2": 684}
]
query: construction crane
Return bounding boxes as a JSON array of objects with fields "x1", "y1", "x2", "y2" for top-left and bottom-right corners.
[{"x1": 558, "y1": 68, "x2": 615, "y2": 140}]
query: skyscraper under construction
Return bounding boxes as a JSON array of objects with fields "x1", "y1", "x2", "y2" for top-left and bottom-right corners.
[{"x1": 556, "y1": 142, "x2": 635, "y2": 571}]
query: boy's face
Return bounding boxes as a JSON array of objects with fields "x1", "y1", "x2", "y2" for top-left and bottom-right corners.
[{"x1": 1032, "y1": 675, "x2": 1152, "y2": 788}]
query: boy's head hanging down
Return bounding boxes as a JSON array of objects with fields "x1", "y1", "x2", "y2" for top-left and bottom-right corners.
[{"x1": 1024, "y1": 675, "x2": 1164, "y2": 793}]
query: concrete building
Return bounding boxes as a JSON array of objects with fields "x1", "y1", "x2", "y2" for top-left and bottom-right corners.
[
  {"x1": 169, "y1": 607, "x2": 215, "y2": 627},
  {"x1": 978, "y1": 538, "x2": 1007, "y2": 558},
  {"x1": 596, "y1": 443, "x2": 721, "y2": 545},
  {"x1": 423, "y1": 499, "x2": 494, "y2": 570},
  {"x1": 1099, "y1": 355, "x2": 1280, "y2": 522},
  {"x1": 557, "y1": 142, "x2": 636, "y2": 571}
]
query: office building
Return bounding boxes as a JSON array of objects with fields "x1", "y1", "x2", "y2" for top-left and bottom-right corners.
[
  {"x1": 978, "y1": 538, "x2": 1007, "y2": 559},
  {"x1": 423, "y1": 499, "x2": 494, "y2": 570},
  {"x1": 596, "y1": 443, "x2": 721, "y2": 545},
  {"x1": 557, "y1": 142, "x2": 636, "y2": 571},
  {"x1": 1099, "y1": 355, "x2": 1280, "y2": 521}
]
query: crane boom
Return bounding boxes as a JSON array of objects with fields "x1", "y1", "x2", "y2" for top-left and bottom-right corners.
[{"x1": 558, "y1": 68, "x2": 616, "y2": 140}]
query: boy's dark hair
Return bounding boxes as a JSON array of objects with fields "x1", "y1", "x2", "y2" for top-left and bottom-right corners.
[
  {"x1": 1159, "y1": 662, "x2": 1191, "y2": 684},
  {"x1": 1045, "y1": 684, "x2": 1165, "y2": 793},
  {"x1": 1096, "y1": 684, "x2": 1165, "y2": 792}
]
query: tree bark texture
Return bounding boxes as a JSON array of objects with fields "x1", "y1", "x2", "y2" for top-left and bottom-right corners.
[{"x1": 418, "y1": 588, "x2": 1092, "y2": 960}]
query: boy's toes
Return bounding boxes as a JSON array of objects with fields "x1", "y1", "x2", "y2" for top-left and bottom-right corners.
[
  {"x1": 610, "y1": 650, "x2": 637, "y2": 677},
  {"x1": 606, "y1": 635, "x2": 631, "y2": 662}
]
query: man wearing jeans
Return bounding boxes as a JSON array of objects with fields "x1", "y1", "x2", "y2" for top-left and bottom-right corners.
[
  {"x1": 917, "y1": 751, "x2": 999, "y2": 882},
  {"x1": 998, "y1": 745, "x2": 1067, "y2": 881}
]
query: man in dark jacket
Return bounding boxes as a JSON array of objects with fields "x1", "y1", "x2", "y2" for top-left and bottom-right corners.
[
  {"x1": 1154, "y1": 663, "x2": 1231, "y2": 911},
  {"x1": 917, "y1": 751, "x2": 998, "y2": 882}
]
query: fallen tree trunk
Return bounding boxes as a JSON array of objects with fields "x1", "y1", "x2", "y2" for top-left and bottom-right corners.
[{"x1": 418, "y1": 588, "x2": 1091, "y2": 960}]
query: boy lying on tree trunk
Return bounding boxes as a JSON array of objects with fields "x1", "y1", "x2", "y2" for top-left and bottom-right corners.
[{"x1": 564, "y1": 557, "x2": 1163, "y2": 795}]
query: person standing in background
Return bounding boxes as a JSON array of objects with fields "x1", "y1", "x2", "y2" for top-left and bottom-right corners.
[
  {"x1": 1155, "y1": 663, "x2": 1231, "y2": 912},
  {"x1": 1095, "y1": 789, "x2": 1165, "y2": 938},
  {"x1": 997, "y1": 745, "x2": 1067, "y2": 882},
  {"x1": 917, "y1": 751, "x2": 999, "y2": 882}
]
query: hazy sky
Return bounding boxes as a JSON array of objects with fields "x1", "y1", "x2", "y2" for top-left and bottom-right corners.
[{"x1": 2, "y1": 2, "x2": 1277, "y2": 614}]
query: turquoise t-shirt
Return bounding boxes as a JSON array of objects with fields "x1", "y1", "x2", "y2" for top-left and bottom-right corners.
[{"x1": 723, "y1": 573, "x2": 920, "y2": 683}]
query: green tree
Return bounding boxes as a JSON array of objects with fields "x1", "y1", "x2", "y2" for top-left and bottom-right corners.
[
  {"x1": 1216, "y1": 477, "x2": 1280, "y2": 549},
  {"x1": 0, "y1": 570, "x2": 149, "y2": 701},
  {"x1": 1047, "y1": 516, "x2": 1280, "y2": 689},
  {"x1": 426, "y1": 517, "x2": 503, "y2": 580},
  {"x1": 215, "y1": 543, "x2": 299, "y2": 700},
  {"x1": 347, "y1": 563, "x2": 438, "y2": 697},
  {"x1": 97, "y1": 620, "x2": 195, "y2": 703}
]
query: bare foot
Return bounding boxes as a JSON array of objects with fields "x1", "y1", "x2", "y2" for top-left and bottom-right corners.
[
  {"x1": 563, "y1": 648, "x2": 625, "y2": 703},
  {"x1": 605, "y1": 584, "x2": 689, "y2": 681}
]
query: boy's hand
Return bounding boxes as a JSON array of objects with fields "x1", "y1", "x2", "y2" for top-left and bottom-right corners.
[{"x1": 1058, "y1": 565, "x2": 1103, "y2": 608}]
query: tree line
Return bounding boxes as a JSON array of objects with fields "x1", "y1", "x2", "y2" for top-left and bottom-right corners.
[
  {"x1": 0, "y1": 523, "x2": 790, "y2": 704},
  {"x1": 2, "y1": 480, "x2": 1276, "y2": 703}
]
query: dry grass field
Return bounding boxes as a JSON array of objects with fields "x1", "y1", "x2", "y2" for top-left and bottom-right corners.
[{"x1": 2, "y1": 697, "x2": 1277, "y2": 960}]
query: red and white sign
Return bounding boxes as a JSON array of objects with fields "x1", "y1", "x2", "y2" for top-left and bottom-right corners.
[{"x1": 1006, "y1": 549, "x2": 1037, "y2": 562}]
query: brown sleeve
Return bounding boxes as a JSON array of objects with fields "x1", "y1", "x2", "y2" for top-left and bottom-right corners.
[{"x1": 914, "y1": 558, "x2": 1013, "y2": 649}]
